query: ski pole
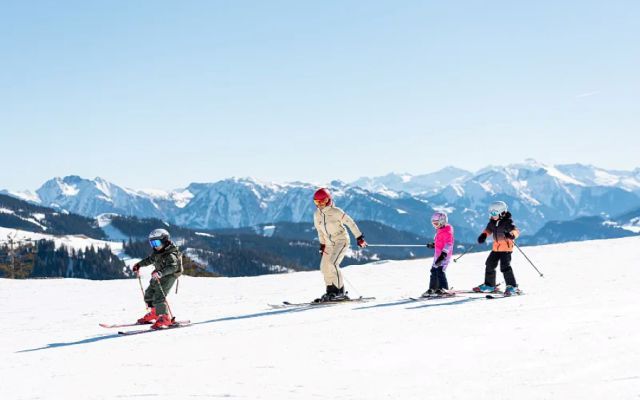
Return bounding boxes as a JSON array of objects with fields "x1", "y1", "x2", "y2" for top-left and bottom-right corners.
[
  {"x1": 513, "y1": 242, "x2": 544, "y2": 278},
  {"x1": 367, "y1": 244, "x2": 429, "y2": 248},
  {"x1": 155, "y1": 279, "x2": 175, "y2": 320},
  {"x1": 137, "y1": 273, "x2": 147, "y2": 309},
  {"x1": 453, "y1": 244, "x2": 476, "y2": 263},
  {"x1": 342, "y1": 273, "x2": 362, "y2": 298}
]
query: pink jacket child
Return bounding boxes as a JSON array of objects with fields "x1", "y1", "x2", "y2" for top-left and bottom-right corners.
[{"x1": 423, "y1": 211, "x2": 454, "y2": 297}]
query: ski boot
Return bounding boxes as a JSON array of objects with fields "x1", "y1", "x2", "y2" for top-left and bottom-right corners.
[
  {"x1": 421, "y1": 289, "x2": 436, "y2": 298},
  {"x1": 137, "y1": 308, "x2": 158, "y2": 324},
  {"x1": 332, "y1": 286, "x2": 350, "y2": 301},
  {"x1": 314, "y1": 292, "x2": 350, "y2": 303},
  {"x1": 314, "y1": 285, "x2": 349, "y2": 303},
  {"x1": 314, "y1": 293, "x2": 333, "y2": 303},
  {"x1": 504, "y1": 286, "x2": 521, "y2": 297},
  {"x1": 151, "y1": 314, "x2": 173, "y2": 330},
  {"x1": 435, "y1": 288, "x2": 454, "y2": 297},
  {"x1": 473, "y1": 284, "x2": 496, "y2": 293},
  {"x1": 332, "y1": 293, "x2": 350, "y2": 301}
]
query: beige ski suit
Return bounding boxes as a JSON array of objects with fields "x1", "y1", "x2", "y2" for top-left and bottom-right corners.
[{"x1": 313, "y1": 205, "x2": 363, "y2": 289}]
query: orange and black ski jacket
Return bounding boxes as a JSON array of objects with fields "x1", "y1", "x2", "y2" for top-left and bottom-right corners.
[{"x1": 481, "y1": 212, "x2": 520, "y2": 252}]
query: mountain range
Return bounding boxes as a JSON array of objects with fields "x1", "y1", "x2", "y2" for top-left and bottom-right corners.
[
  {"x1": 3, "y1": 160, "x2": 640, "y2": 243},
  {"x1": 0, "y1": 193, "x2": 431, "y2": 279}
]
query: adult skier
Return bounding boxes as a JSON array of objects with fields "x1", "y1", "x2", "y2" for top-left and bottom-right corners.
[
  {"x1": 313, "y1": 188, "x2": 367, "y2": 302},
  {"x1": 422, "y1": 211, "x2": 454, "y2": 297},
  {"x1": 132, "y1": 229, "x2": 184, "y2": 329},
  {"x1": 473, "y1": 201, "x2": 522, "y2": 296}
]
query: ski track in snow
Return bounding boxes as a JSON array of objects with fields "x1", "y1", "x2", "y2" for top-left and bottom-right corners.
[{"x1": 1, "y1": 237, "x2": 640, "y2": 399}]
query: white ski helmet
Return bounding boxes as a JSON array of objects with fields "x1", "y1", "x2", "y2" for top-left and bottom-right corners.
[
  {"x1": 148, "y1": 228, "x2": 170, "y2": 247},
  {"x1": 488, "y1": 201, "x2": 508, "y2": 217},
  {"x1": 431, "y1": 211, "x2": 448, "y2": 228}
]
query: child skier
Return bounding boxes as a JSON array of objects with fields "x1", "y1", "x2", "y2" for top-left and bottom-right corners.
[
  {"x1": 473, "y1": 201, "x2": 522, "y2": 296},
  {"x1": 131, "y1": 228, "x2": 184, "y2": 329},
  {"x1": 313, "y1": 188, "x2": 367, "y2": 302},
  {"x1": 422, "y1": 211, "x2": 454, "y2": 297}
]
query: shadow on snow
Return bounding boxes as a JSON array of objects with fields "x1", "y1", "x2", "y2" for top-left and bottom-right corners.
[
  {"x1": 352, "y1": 298, "x2": 417, "y2": 310},
  {"x1": 16, "y1": 305, "x2": 325, "y2": 353},
  {"x1": 404, "y1": 297, "x2": 482, "y2": 309}
]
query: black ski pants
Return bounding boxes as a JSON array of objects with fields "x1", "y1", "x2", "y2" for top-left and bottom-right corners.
[
  {"x1": 484, "y1": 251, "x2": 517, "y2": 287},
  {"x1": 429, "y1": 267, "x2": 449, "y2": 290}
]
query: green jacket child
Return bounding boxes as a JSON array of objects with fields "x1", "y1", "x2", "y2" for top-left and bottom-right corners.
[{"x1": 132, "y1": 229, "x2": 183, "y2": 329}]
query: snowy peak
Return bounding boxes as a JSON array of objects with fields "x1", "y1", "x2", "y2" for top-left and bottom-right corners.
[
  {"x1": 556, "y1": 163, "x2": 640, "y2": 192},
  {"x1": 34, "y1": 176, "x2": 202, "y2": 217},
  {"x1": 351, "y1": 167, "x2": 472, "y2": 195},
  {"x1": 35, "y1": 176, "x2": 167, "y2": 218},
  {"x1": 3, "y1": 161, "x2": 639, "y2": 243}
]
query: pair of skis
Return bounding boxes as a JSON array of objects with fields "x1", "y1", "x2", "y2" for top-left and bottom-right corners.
[
  {"x1": 268, "y1": 296, "x2": 376, "y2": 309},
  {"x1": 102, "y1": 297, "x2": 377, "y2": 333},
  {"x1": 453, "y1": 289, "x2": 525, "y2": 299},
  {"x1": 407, "y1": 287, "x2": 524, "y2": 302},
  {"x1": 270, "y1": 288, "x2": 524, "y2": 308},
  {"x1": 99, "y1": 320, "x2": 192, "y2": 335},
  {"x1": 103, "y1": 289, "x2": 524, "y2": 333}
]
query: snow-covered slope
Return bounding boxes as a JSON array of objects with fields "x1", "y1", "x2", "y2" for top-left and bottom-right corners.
[
  {"x1": 2, "y1": 237, "x2": 639, "y2": 399},
  {"x1": 0, "y1": 227, "x2": 135, "y2": 264}
]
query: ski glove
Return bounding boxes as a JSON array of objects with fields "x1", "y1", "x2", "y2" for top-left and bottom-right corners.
[
  {"x1": 426, "y1": 242, "x2": 435, "y2": 249},
  {"x1": 319, "y1": 244, "x2": 326, "y2": 255},
  {"x1": 477, "y1": 233, "x2": 487, "y2": 244},
  {"x1": 151, "y1": 270, "x2": 162, "y2": 280},
  {"x1": 132, "y1": 263, "x2": 140, "y2": 273},
  {"x1": 504, "y1": 230, "x2": 515, "y2": 239},
  {"x1": 434, "y1": 251, "x2": 447, "y2": 267},
  {"x1": 356, "y1": 235, "x2": 368, "y2": 248}
]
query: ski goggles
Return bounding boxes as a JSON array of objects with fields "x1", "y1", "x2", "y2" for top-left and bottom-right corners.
[
  {"x1": 149, "y1": 239, "x2": 163, "y2": 248},
  {"x1": 314, "y1": 199, "x2": 329, "y2": 207},
  {"x1": 490, "y1": 210, "x2": 501, "y2": 217}
]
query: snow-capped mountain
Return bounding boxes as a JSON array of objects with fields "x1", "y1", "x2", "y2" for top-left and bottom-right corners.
[
  {"x1": 422, "y1": 160, "x2": 640, "y2": 236},
  {"x1": 556, "y1": 164, "x2": 640, "y2": 193},
  {"x1": 22, "y1": 175, "x2": 202, "y2": 221},
  {"x1": 174, "y1": 178, "x2": 438, "y2": 237},
  {"x1": 3, "y1": 161, "x2": 639, "y2": 243},
  {"x1": 352, "y1": 167, "x2": 472, "y2": 195}
]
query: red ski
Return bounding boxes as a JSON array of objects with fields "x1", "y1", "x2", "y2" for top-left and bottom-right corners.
[
  {"x1": 100, "y1": 319, "x2": 190, "y2": 329},
  {"x1": 117, "y1": 320, "x2": 192, "y2": 335},
  {"x1": 100, "y1": 322, "x2": 150, "y2": 329}
]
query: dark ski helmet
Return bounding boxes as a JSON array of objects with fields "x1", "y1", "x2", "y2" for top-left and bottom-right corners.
[
  {"x1": 148, "y1": 228, "x2": 170, "y2": 248},
  {"x1": 313, "y1": 188, "x2": 332, "y2": 207}
]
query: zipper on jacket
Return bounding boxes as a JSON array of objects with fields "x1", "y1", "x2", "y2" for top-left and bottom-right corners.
[{"x1": 321, "y1": 210, "x2": 335, "y2": 245}]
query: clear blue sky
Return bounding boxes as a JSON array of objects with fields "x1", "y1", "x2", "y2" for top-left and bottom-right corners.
[{"x1": 1, "y1": 1, "x2": 638, "y2": 191}]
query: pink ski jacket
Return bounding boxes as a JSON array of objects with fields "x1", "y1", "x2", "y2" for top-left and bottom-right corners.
[{"x1": 433, "y1": 224, "x2": 454, "y2": 269}]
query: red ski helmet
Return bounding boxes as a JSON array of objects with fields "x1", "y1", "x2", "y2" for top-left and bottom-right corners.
[{"x1": 313, "y1": 188, "x2": 332, "y2": 207}]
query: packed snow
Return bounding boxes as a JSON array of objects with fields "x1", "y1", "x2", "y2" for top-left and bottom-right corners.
[{"x1": 1, "y1": 237, "x2": 639, "y2": 399}]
